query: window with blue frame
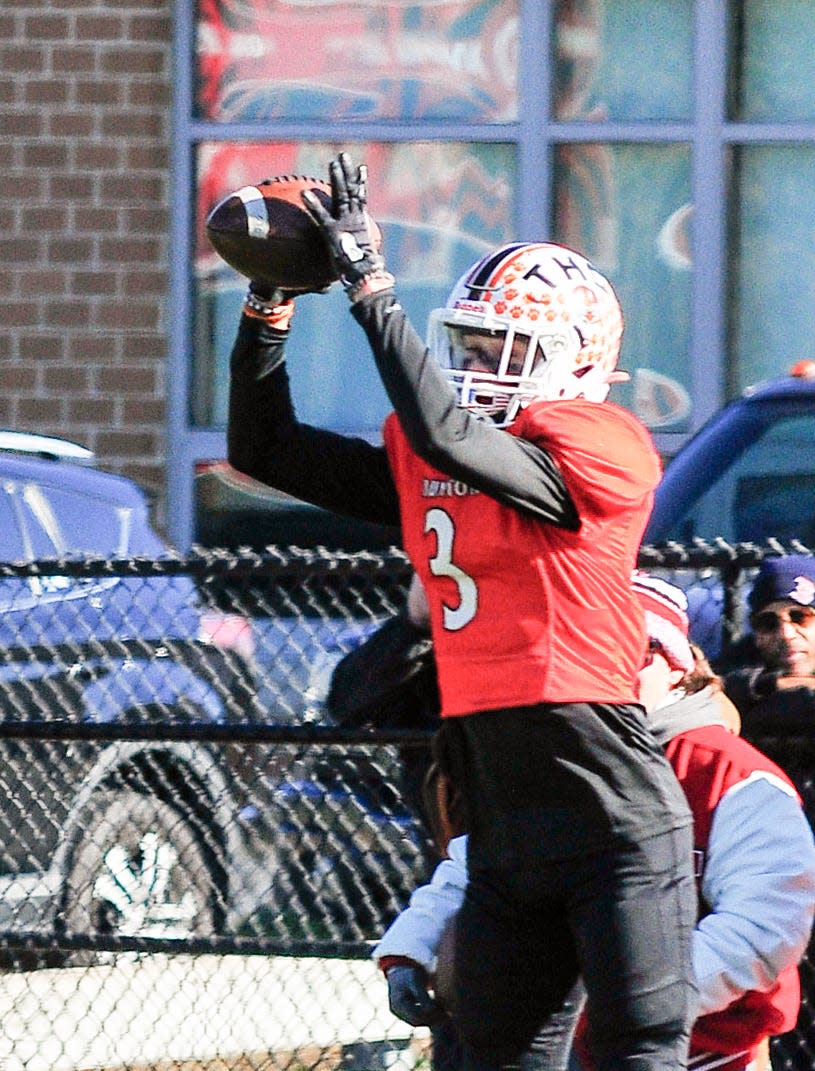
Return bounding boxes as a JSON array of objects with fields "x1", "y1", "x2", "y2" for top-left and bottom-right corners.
[
  {"x1": 195, "y1": 0, "x2": 519, "y2": 123},
  {"x1": 169, "y1": 0, "x2": 815, "y2": 549},
  {"x1": 193, "y1": 139, "x2": 517, "y2": 433}
]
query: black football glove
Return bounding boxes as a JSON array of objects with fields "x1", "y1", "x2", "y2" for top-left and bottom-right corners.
[
  {"x1": 386, "y1": 964, "x2": 446, "y2": 1027},
  {"x1": 248, "y1": 278, "x2": 329, "y2": 305},
  {"x1": 248, "y1": 281, "x2": 292, "y2": 304},
  {"x1": 301, "y1": 152, "x2": 394, "y2": 302}
]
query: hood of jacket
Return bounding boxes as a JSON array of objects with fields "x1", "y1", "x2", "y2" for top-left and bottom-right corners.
[{"x1": 646, "y1": 685, "x2": 730, "y2": 749}]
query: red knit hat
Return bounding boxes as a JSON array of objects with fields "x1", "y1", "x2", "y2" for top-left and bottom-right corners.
[{"x1": 632, "y1": 571, "x2": 694, "y2": 674}]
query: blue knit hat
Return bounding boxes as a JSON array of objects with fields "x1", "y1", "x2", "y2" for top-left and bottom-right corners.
[{"x1": 748, "y1": 555, "x2": 815, "y2": 614}]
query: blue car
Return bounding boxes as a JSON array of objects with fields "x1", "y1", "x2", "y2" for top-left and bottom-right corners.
[
  {"x1": 644, "y1": 362, "x2": 815, "y2": 658},
  {"x1": 0, "y1": 433, "x2": 268, "y2": 959},
  {"x1": 0, "y1": 434, "x2": 426, "y2": 961}
]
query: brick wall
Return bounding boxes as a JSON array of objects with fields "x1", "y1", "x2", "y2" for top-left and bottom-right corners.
[{"x1": 0, "y1": 0, "x2": 173, "y2": 520}]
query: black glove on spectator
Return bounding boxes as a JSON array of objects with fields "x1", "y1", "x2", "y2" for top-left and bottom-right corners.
[{"x1": 386, "y1": 964, "x2": 446, "y2": 1027}]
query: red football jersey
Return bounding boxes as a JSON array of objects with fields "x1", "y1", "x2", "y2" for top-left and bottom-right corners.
[{"x1": 383, "y1": 399, "x2": 661, "y2": 716}]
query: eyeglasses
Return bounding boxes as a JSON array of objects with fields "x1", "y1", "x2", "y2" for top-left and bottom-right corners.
[
  {"x1": 642, "y1": 638, "x2": 666, "y2": 668},
  {"x1": 751, "y1": 605, "x2": 815, "y2": 634}
]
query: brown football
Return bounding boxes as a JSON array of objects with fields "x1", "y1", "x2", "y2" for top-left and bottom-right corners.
[{"x1": 205, "y1": 174, "x2": 380, "y2": 292}]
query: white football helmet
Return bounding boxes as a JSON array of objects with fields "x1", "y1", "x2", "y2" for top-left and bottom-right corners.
[{"x1": 427, "y1": 242, "x2": 625, "y2": 426}]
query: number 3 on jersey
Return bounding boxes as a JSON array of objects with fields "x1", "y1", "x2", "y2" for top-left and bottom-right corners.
[{"x1": 424, "y1": 507, "x2": 478, "y2": 631}]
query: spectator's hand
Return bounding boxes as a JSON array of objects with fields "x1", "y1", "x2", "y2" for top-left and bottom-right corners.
[
  {"x1": 386, "y1": 964, "x2": 446, "y2": 1027},
  {"x1": 301, "y1": 152, "x2": 394, "y2": 302}
]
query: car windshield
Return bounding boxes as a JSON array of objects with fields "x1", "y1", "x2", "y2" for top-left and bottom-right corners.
[
  {"x1": 647, "y1": 401, "x2": 815, "y2": 544},
  {"x1": 0, "y1": 463, "x2": 170, "y2": 561}
]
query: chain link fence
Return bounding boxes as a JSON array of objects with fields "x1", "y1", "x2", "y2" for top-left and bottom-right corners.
[{"x1": 0, "y1": 543, "x2": 812, "y2": 1071}]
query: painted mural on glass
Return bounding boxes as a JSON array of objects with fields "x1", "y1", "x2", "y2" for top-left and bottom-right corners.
[{"x1": 196, "y1": 0, "x2": 518, "y2": 122}]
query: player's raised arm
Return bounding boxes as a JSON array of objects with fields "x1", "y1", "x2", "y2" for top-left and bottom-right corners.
[{"x1": 301, "y1": 152, "x2": 582, "y2": 528}]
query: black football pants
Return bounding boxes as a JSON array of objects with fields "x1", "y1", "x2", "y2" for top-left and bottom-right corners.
[{"x1": 441, "y1": 703, "x2": 697, "y2": 1071}]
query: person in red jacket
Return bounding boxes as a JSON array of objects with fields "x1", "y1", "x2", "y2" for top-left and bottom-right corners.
[
  {"x1": 375, "y1": 574, "x2": 815, "y2": 1071},
  {"x1": 629, "y1": 574, "x2": 815, "y2": 1071},
  {"x1": 228, "y1": 152, "x2": 697, "y2": 1071}
]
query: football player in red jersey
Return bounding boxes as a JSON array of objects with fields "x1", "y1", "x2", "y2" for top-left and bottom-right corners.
[{"x1": 227, "y1": 153, "x2": 697, "y2": 1071}]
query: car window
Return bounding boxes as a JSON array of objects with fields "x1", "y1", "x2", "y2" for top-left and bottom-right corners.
[
  {"x1": 656, "y1": 410, "x2": 815, "y2": 543},
  {"x1": 0, "y1": 485, "x2": 27, "y2": 562},
  {"x1": 13, "y1": 482, "x2": 130, "y2": 557}
]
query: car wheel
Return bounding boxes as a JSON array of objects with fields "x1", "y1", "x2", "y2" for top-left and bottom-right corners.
[{"x1": 60, "y1": 789, "x2": 225, "y2": 964}]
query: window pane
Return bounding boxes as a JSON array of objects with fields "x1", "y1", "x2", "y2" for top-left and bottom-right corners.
[
  {"x1": 733, "y1": 0, "x2": 815, "y2": 121},
  {"x1": 196, "y1": 0, "x2": 518, "y2": 122},
  {"x1": 553, "y1": 142, "x2": 692, "y2": 431},
  {"x1": 194, "y1": 141, "x2": 516, "y2": 431},
  {"x1": 553, "y1": 0, "x2": 693, "y2": 121},
  {"x1": 730, "y1": 146, "x2": 815, "y2": 392}
]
